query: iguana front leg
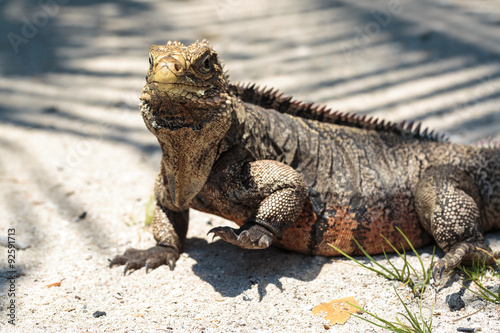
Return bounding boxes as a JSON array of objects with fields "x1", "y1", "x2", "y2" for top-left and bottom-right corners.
[
  {"x1": 209, "y1": 160, "x2": 307, "y2": 250},
  {"x1": 110, "y1": 204, "x2": 189, "y2": 274},
  {"x1": 415, "y1": 165, "x2": 500, "y2": 280}
]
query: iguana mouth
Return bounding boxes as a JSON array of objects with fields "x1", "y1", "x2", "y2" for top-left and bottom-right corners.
[
  {"x1": 151, "y1": 82, "x2": 225, "y2": 105},
  {"x1": 139, "y1": 100, "x2": 188, "y2": 130},
  {"x1": 139, "y1": 99, "x2": 220, "y2": 131}
]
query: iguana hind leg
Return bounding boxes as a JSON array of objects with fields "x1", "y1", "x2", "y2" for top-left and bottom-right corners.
[{"x1": 415, "y1": 165, "x2": 500, "y2": 280}]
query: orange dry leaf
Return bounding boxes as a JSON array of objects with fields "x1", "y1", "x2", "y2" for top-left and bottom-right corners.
[
  {"x1": 312, "y1": 296, "x2": 363, "y2": 325},
  {"x1": 45, "y1": 281, "x2": 62, "y2": 288}
]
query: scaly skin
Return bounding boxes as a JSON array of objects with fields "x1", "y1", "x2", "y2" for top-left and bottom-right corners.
[{"x1": 110, "y1": 41, "x2": 500, "y2": 279}]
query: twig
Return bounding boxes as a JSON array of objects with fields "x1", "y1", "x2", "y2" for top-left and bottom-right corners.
[{"x1": 452, "y1": 304, "x2": 488, "y2": 323}]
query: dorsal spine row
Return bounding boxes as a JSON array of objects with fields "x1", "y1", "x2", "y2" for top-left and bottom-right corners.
[{"x1": 230, "y1": 82, "x2": 447, "y2": 142}]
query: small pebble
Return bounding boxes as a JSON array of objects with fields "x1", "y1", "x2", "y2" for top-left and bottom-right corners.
[
  {"x1": 446, "y1": 293, "x2": 465, "y2": 312},
  {"x1": 457, "y1": 328, "x2": 475, "y2": 332},
  {"x1": 93, "y1": 311, "x2": 106, "y2": 318}
]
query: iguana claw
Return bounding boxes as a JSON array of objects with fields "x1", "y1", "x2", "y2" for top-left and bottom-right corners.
[
  {"x1": 109, "y1": 245, "x2": 180, "y2": 274},
  {"x1": 208, "y1": 223, "x2": 273, "y2": 250},
  {"x1": 431, "y1": 242, "x2": 500, "y2": 281},
  {"x1": 432, "y1": 265, "x2": 446, "y2": 281}
]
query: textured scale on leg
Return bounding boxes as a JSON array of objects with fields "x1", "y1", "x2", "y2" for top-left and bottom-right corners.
[
  {"x1": 415, "y1": 165, "x2": 499, "y2": 279},
  {"x1": 208, "y1": 160, "x2": 307, "y2": 249}
]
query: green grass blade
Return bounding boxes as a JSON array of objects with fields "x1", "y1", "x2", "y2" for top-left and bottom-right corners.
[
  {"x1": 382, "y1": 246, "x2": 406, "y2": 282},
  {"x1": 460, "y1": 262, "x2": 500, "y2": 304},
  {"x1": 330, "y1": 231, "x2": 434, "y2": 332},
  {"x1": 347, "y1": 302, "x2": 412, "y2": 333},
  {"x1": 471, "y1": 280, "x2": 500, "y2": 304},
  {"x1": 330, "y1": 241, "x2": 399, "y2": 280},
  {"x1": 348, "y1": 290, "x2": 433, "y2": 333},
  {"x1": 380, "y1": 234, "x2": 404, "y2": 257},
  {"x1": 396, "y1": 227, "x2": 427, "y2": 280},
  {"x1": 352, "y1": 238, "x2": 404, "y2": 278},
  {"x1": 144, "y1": 194, "x2": 155, "y2": 226}
]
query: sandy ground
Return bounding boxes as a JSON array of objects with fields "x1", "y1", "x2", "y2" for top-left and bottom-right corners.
[{"x1": 1, "y1": 0, "x2": 500, "y2": 332}]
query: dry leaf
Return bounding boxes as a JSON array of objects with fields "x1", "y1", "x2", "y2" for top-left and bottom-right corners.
[
  {"x1": 312, "y1": 296, "x2": 363, "y2": 325},
  {"x1": 45, "y1": 281, "x2": 62, "y2": 288}
]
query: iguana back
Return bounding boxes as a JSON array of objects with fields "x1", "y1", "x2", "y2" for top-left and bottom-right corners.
[{"x1": 211, "y1": 96, "x2": 498, "y2": 258}]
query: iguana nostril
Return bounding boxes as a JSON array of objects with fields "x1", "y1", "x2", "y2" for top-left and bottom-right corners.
[{"x1": 166, "y1": 60, "x2": 182, "y2": 74}]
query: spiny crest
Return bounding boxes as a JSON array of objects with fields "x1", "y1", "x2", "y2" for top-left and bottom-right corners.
[
  {"x1": 165, "y1": 40, "x2": 185, "y2": 47},
  {"x1": 474, "y1": 137, "x2": 500, "y2": 149},
  {"x1": 156, "y1": 40, "x2": 214, "y2": 62},
  {"x1": 165, "y1": 39, "x2": 210, "y2": 47},
  {"x1": 230, "y1": 82, "x2": 448, "y2": 142}
]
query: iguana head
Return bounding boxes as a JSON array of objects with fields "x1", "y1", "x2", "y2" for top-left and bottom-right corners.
[
  {"x1": 142, "y1": 40, "x2": 229, "y2": 109},
  {"x1": 140, "y1": 41, "x2": 233, "y2": 209}
]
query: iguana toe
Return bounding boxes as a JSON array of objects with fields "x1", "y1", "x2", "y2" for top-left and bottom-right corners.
[
  {"x1": 432, "y1": 261, "x2": 447, "y2": 281},
  {"x1": 208, "y1": 223, "x2": 273, "y2": 250},
  {"x1": 110, "y1": 245, "x2": 179, "y2": 274},
  {"x1": 432, "y1": 248, "x2": 467, "y2": 281},
  {"x1": 432, "y1": 241, "x2": 500, "y2": 281}
]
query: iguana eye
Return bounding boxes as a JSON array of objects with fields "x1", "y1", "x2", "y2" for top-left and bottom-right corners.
[
  {"x1": 199, "y1": 54, "x2": 212, "y2": 73},
  {"x1": 148, "y1": 53, "x2": 153, "y2": 66}
]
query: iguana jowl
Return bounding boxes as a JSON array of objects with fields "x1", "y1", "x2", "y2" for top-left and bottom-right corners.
[{"x1": 110, "y1": 41, "x2": 500, "y2": 279}]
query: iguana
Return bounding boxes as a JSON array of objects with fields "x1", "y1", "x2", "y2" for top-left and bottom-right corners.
[{"x1": 110, "y1": 40, "x2": 500, "y2": 279}]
